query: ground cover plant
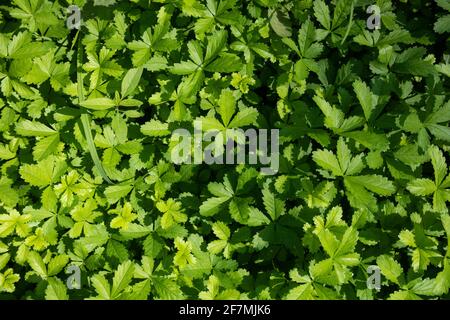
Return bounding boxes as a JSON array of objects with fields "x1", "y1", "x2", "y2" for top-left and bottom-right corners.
[{"x1": 0, "y1": 0, "x2": 450, "y2": 300}]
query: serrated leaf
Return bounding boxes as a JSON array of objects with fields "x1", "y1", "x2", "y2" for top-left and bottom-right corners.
[
  {"x1": 377, "y1": 255, "x2": 403, "y2": 285},
  {"x1": 407, "y1": 178, "x2": 436, "y2": 196},
  {"x1": 80, "y1": 98, "x2": 116, "y2": 111},
  {"x1": 141, "y1": 119, "x2": 170, "y2": 137},
  {"x1": 45, "y1": 278, "x2": 68, "y2": 300},
  {"x1": 269, "y1": 9, "x2": 292, "y2": 37},
  {"x1": 262, "y1": 184, "x2": 284, "y2": 221},
  {"x1": 16, "y1": 120, "x2": 56, "y2": 137},
  {"x1": 33, "y1": 134, "x2": 60, "y2": 161},
  {"x1": 121, "y1": 67, "x2": 143, "y2": 98},
  {"x1": 111, "y1": 260, "x2": 135, "y2": 299},
  {"x1": 27, "y1": 252, "x2": 47, "y2": 278},
  {"x1": 314, "y1": 0, "x2": 331, "y2": 30},
  {"x1": 434, "y1": 15, "x2": 450, "y2": 34}
]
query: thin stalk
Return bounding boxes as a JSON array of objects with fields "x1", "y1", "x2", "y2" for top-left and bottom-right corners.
[
  {"x1": 340, "y1": 2, "x2": 355, "y2": 46},
  {"x1": 76, "y1": 31, "x2": 113, "y2": 184}
]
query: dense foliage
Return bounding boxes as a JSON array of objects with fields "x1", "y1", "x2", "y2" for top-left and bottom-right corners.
[{"x1": 0, "y1": 0, "x2": 450, "y2": 300}]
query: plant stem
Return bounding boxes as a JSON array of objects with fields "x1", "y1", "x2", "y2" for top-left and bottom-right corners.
[{"x1": 76, "y1": 29, "x2": 113, "y2": 184}]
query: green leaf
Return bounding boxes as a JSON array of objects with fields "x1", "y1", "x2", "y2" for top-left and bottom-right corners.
[
  {"x1": 434, "y1": 15, "x2": 450, "y2": 34},
  {"x1": 298, "y1": 19, "x2": 323, "y2": 59},
  {"x1": 332, "y1": 0, "x2": 354, "y2": 28},
  {"x1": 313, "y1": 149, "x2": 342, "y2": 176},
  {"x1": 228, "y1": 108, "x2": 258, "y2": 128},
  {"x1": 377, "y1": 29, "x2": 412, "y2": 47},
  {"x1": 16, "y1": 120, "x2": 56, "y2": 136},
  {"x1": 91, "y1": 274, "x2": 111, "y2": 299},
  {"x1": 153, "y1": 277, "x2": 184, "y2": 299},
  {"x1": 104, "y1": 184, "x2": 133, "y2": 204},
  {"x1": 121, "y1": 67, "x2": 143, "y2": 98},
  {"x1": 205, "y1": 53, "x2": 242, "y2": 72},
  {"x1": 286, "y1": 283, "x2": 315, "y2": 300},
  {"x1": 107, "y1": 240, "x2": 129, "y2": 262},
  {"x1": 262, "y1": 184, "x2": 284, "y2": 221},
  {"x1": 429, "y1": 145, "x2": 447, "y2": 186},
  {"x1": 313, "y1": 0, "x2": 331, "y2": 30},
  {"x1": 0, "y1": 253, "x2": 10, "y2": 271},
  {"x1": 427, "y1": 124, "x2": 450, "y2": 142},
  {"x1": 436, "y1": 0, "x2": 450, "y2": 10},
  {"x1": 119, "y1": 223, "x2": 151, "y2": 240},
  {"x1": 247, "y1": 207, "x2": 271, "y2": 226},
  {"x1": 218, "y1": 89, "x2": 236, "y2": 127},
  {"x1": 171, "y1": 61, "x2": 199, "y2": 75},
  {"x1": 45, "y1": 278, "x2": 69, "y2": 300},
  {"x1": 269, "y1": 8, "x2": 292, "y2": 37},
  {"x1": 187, "y1": 41, "x2": 204, "y2": 66},
  {"x1": 80, "y1": 98, "x2": 116, "y2": 111},
  {"x1": 157, "y1": 198, "x2": 187, "y2": 229},
  {"x1": 143, "y1": 235, "x2": 162, "y2": 258},
  {"x1": 200, "y1": 197, "x2": 229, "y2": 216},
  {"x1": 173, "y1": 238, "x2": 195, "y2": 268},
  {"x1": 434, "y1": 262, "x2": 450, "y2": 295},
  {"x1": 407, "y1": 179, "x2": 436, "y2": 196},
  {"x1": 211, "y1": 222, "x2": 230, "y2": 240},
  {"x1": 425, "y1": 101, "x2": 450, "y2": 124},
  {"x1": 205, "y1": 30, "x2": 227, "y2": 63},
  {"x1": 342, "y1": 131, "x2": 389, "y2": 151},
  {"x1": 348, "y1": 175, "x2": 396, "y2": 196},
  {"x1": 111, "y1": 260, "x2": 135, "y2": 299},
  {"x1": 27, "y1": 252, "x2": 47, "y2": 278},
  {"x1": 353, "y1": 80, "x2": 376, "y2": 121},
  {"x1": 20, "y1": 156, "x2": 67, "y2": 187},
  {"x1": 47, "y1": 255, "x2": 69, "y2": 276},
  {"x1": 141, "y1": 119, "x2": 170, "y2": 137},
  {"x1": 33, "y1": 133, "x2": 60, "y2": 161},
  {"x1": 376, "y1": 255, "x2": 403, "y2": 285},
  {"x1": 334, "y1": 228, "x2": 359, "y2": 257}
]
